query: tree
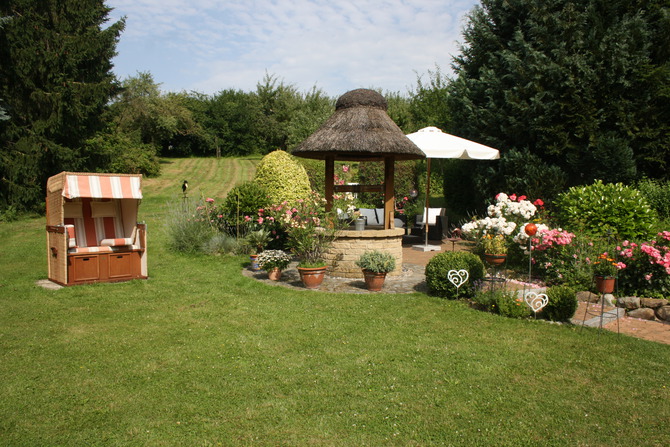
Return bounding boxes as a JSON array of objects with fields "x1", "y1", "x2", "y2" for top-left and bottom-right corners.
[
  {"x1": 448, "y1": 0, "x2": 670, "y2": 209},
  {"x1": 109, "y1": 72, "x2": 209, "y2": 157},
  {"x1": 203, "y1": 89, "x2": 264, "y2": 156},
  {"x1": 409, "y1": 66, "x2": 451, "y2": 131},
  {"x1": 0, "y1": 0, "x2": 125, "y2": 211}
]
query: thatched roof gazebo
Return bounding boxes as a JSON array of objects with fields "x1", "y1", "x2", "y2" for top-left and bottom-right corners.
[{"x1": 292, "y1": 88, "x2": 425, "y2": 230}]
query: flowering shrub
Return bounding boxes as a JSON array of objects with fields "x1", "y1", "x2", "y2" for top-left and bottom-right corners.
[
  {"x1": 527, "y1": 229, "x2": 594, "y2": 288},
  {"x1": 244, "y1": 192, "x2": 344, "y2": 267},
  {"x1": 617, "y1": 231, "x2": 670, "y2": 298},
  {"x1": 462, "y1": 193, "x2": 546, "y2": 262},
  {"x1": 462, "y1": 193, "x2": 543, "y2": 240},
  {"x1": 333, "y1": 192, "x2": 357, "y2": 219}
]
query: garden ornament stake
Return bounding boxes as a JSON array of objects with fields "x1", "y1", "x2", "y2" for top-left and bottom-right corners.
[
  {"x1": 524, "y1": 291, "x2": 548, "y2": 318},
  {"x1": 524, "y1": 223, "x2": 537, "y2": 283},
  {"x1": 447, "y1": 269, "x2": 469, "y2": 299}
]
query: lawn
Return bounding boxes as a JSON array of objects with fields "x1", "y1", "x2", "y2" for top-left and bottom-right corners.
[{"x1": 1, "y1": 157, "x2": 669, "y2": 446}]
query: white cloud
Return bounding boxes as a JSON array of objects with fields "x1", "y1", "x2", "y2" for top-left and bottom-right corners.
[{"x1": 107, "y1": 0, "x2": 478, "y2": 96}]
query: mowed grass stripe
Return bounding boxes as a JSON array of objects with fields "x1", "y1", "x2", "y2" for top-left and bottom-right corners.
[{"x1": 143, "y1": 157, "x2": 259, "y2": 203}]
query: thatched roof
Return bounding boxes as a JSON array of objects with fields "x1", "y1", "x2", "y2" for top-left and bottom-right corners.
[{"x1": 292, "y1": 89, "x2": 425, "y2": 161}]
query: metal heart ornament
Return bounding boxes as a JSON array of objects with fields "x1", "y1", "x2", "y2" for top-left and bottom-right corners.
[
  {"x1": 524, "y1": 292, "x2": 549, "y2": 312},
  {"x1": 447, "y1": 269, "x2": 469, "y2": 290}
]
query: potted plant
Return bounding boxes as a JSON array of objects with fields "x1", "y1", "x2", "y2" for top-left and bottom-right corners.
[
  {"x1": 256, "y1": 249, "x2": 292, "y2": 280},
  {"x1": 284, "y1": 195, "x2": 342, "y2": 289},
  {"x1": 591, "y1": 253, "x2": 623, "y2": 293},
  {"x1": 356, "y1": 250, "x2": 396, "y2": 291},
  {"x1": 481, "y1": 234, "x2": 508, "y2": 265},
  {"x1": 244, "y1": 228, "x2": 271, "y2": 271}
]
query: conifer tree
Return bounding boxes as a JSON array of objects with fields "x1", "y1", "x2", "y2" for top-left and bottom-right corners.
[
  {"x1": 448, "y1": 0, "x2": 670, "y2": 205},
  {"x1": 0, "y1": 0, "x2": 125, "y2": 211}
]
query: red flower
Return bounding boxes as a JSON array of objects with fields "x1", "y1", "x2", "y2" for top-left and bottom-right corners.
[{"x1": 533, "y1": 199, "x2": 544, "y2": 206}]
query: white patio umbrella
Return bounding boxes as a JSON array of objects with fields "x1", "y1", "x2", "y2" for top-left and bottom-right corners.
[{"x1": 406, "y1": 126, "x2": 500, "y2": 250}]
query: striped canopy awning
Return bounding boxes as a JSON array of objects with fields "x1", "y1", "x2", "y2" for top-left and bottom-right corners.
[{"x1": 62, "y1": 174, "x2": 142, "y2": 199}]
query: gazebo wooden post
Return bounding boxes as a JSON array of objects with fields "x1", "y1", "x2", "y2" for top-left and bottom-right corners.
[
  {"x1": 325, "y1": 155, "x2": 335, "y2": 212},
  {"x1": 384, "y1": 156, "x2": 395, "y2": 230}
]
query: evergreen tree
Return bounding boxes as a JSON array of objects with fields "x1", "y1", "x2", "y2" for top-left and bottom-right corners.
[
  {"x1": 448, "y1": 0, "x2": 670, "y2": 207},
  {"x1": 0, "y1": 0, "x2": 124, "y2": 211}
]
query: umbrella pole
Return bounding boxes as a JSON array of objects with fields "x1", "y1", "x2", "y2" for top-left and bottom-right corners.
[
  {"x1": 412, "y1": 158, "x2": 440, "y2": 252},
  {"x1": 424, "y1": 158, "x2": 431, "y2": 247}
]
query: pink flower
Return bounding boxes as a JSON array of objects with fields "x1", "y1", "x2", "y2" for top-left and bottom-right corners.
[
  {"x1": 206, "y1": 197, "x2": 214, "y2": 203},
  {"x1": 257, "y1": 217, "x2": 264, "y2": 224},
  {"x1": 518, "y1": 195, "x2": 527, "y2": 201},
  {"x1": 342, "y1": 165, "x2": 350, "y2": 173},
  {"x1": 509, "y1": 194, "x2": 517, "y2": 201},
  {"x1": 244, "y1": 215, "x2": 251, "y2": 222},
  {"x1": 615, "y1": 262, "x2": 626, "y2": 270},
  {"x1": 645, "y1": 274, "x2": 653, "y2": 281},
  {"x1": 533, "y1": 199, "x2": 544, "y2": 206},
  {"x1": 217, "y1": 214, "x2": 223, "y2": 218}
]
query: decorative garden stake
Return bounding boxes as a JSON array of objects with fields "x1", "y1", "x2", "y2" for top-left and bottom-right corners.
[
  {"x1": 525, "y1": 223, "x2": 537, "y2": 283},
  {"x1": 448, "y1": 269, "x2": 469, "y2": 298},
  {"x1": 524, "y1": 291, "x2": 548, "y2": 318}
]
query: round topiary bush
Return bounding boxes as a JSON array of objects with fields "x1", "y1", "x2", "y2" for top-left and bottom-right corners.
[
  {"x1": 254, "y1": 150, "x2": 312, "y2": 205},
  {"x1": 543, "y1": 286, "x2": 577, "y2": 322},
  {"x1": 221, "y1": 181, "x2": 270, "y2": 225},
  {"x1": 554, "y1": 180, "x2": 657, "y2": 240},
  {"x1": 425, "y1": 251, "x2": 485, "y2": 299}
]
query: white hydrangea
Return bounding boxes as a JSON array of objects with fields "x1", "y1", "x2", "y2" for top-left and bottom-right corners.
[{"x1": 461, "y1": 216, "x2": 517, "y2": 237}]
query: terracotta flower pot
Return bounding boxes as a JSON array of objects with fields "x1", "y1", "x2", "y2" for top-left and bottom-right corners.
[
  {"x1": 595, "y1": 275, "x2": 615, "y2": 294},
  {"x1": 362, "y1": 270, "x2": 387, "y2": 292},
  {"x1": 297, "y1": 266, "x2": 327, "y2": 289},
  {"x1": 267, "y1": 267, "x2": 282, "y2": 281},
  {"x1": 484, "y1": 254, "x2": 507, "y2": 266}
]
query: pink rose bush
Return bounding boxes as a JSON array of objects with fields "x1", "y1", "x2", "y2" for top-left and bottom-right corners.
[{"x1": 617, "y1": 232, "x2": 670, "y2": 297}]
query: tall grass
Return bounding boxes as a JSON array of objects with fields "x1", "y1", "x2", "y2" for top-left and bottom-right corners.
[{"x1": 1, "y1": 157, "x2": 668, "y2": 446}]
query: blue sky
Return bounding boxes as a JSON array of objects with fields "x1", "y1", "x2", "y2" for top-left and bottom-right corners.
[{"x1": 107, "y1": 0, "x2": 479, "y2": 96}]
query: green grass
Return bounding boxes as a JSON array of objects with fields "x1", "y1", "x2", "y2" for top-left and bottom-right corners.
[{"x1": 1, "y1": 157, "x2": 669, "y2": 446}]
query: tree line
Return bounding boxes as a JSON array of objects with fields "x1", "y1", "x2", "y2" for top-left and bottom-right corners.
[{"x1": 1, "y1": 0, "x2": 668, "y2": 216}]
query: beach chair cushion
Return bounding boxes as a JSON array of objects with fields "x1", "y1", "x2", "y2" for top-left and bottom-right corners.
[
  {"x1": 63, "y1": 198, "x2": 139, "y2": 253},
  {"x1": 65, "y1": 224, "x2": 77, "y2": 248}
]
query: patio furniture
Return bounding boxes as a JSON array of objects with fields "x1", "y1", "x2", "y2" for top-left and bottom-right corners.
[
  {"x1": 411, "y1": 207, "x2": 448, "y2": 240},
  {"x1": 46, "y1": 172, "x2": 148, "y2": 286}
]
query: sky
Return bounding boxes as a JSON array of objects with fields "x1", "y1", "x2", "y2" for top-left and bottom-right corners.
[{"x1": 106, "y1": 0, "x2": 480, "y2": 97}]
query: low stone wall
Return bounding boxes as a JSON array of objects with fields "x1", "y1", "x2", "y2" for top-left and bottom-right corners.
[
  {"x1": 577, "y1": 292, "x2": 669, "y2": 321},
  {"x1": 616, "y1": 297, "x2": 670, "y2": 321},
  {"x1": 324, "y1": 228, "x2": 404, "y2": 278}
]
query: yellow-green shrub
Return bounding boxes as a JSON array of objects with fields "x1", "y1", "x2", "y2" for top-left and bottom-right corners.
[{"x1": 254, "y1": 150, "x2": 312, "y2": 205}]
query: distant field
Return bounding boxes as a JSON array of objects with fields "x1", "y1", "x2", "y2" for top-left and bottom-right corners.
[{"x1": 144, "y1": 156, "x2": 260, "y2": 203}]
